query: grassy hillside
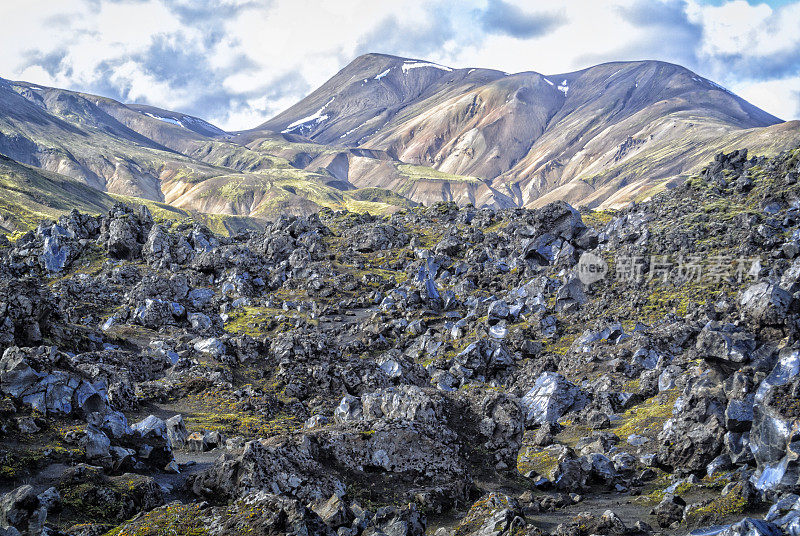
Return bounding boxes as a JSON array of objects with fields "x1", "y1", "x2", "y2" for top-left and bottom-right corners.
[
  {"x1": 0, "y1": 154, "x2": 264, "y2": 235},
  {"x1": 0, "y1": 154, "x2": 115, "y2": 232}
]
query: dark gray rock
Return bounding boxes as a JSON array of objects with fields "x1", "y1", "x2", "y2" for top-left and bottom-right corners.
[
  {"x1": 653, "y1": 494, "x2": 685, "y2": 528},
  {"x1": 657, "y1": 379, "x2": 727, "y2": 475},
  {"x1": 166, "y1": 414, "x2": 188, "y2": 449},
  {"x1": 697, "y1": 325, "x2": 755, "y2": 364},
  {"x1": 144, "y1": 224, "x2": 194, "y2": 268},
  {"x1": 710, "y1": 518, "x2": 782, "y2": 536},
  {"x1": 107, "y1": 216, "x2": 143, "y2": 260},
  {"x1": 0, "y1": 485, "x2": 48, "y2": 535},
  {"x1": 520, "y1": 372, "x2": 582, "y2": 425},
  {"x1": 751, "y1": 348, "x2": 800, "y2": 491},
  {"x1": 555, "y1": 276, "x2": 587, "y2": 313},
  {"x1": 38, "y1": 224, "x2": 74, "y2": 273},
  {"x1": 740, "y1": 282, "x2": 792, "y2": 327}
]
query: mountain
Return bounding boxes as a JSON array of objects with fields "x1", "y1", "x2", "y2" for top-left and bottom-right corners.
[
  {"x1": 0, "y1": 153, "x2": 267, "y2": 236},
  {"x1": 4, "y1": 51, "x2": 800, "y2": 535},
  {"x1": 125, "y1": 103, "x2": 229, "y2": 138},
  {"x1": 1, "y1": 53, "x2": 799, "y2": 228},
  {"x1": 249, "y1": 53, "x2": 800, "y2": 208},
  {"x1": 0, "y1": 152, "x2": 116, "y2": 233},
  {"x1": 0, "y1": 77, "x2": 417, "y2": 225}
]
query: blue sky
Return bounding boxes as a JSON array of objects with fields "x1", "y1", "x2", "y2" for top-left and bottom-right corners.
[{"x1": 1, "y1": 0, "x2": 798, "y2": 130}]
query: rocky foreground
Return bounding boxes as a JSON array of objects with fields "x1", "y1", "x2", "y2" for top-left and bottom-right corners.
[{"x1": 0, "y1": 147, "x2": 799, "y2": 535}]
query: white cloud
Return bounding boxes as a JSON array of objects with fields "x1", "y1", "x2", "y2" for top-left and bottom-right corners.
[
  {"x1": 0, "y1": 0, "x2": 798, "y2": 130},
  {"x1": 732, "y1": 76, "x2": 800, "y2": 121},
  {"x1": 687, "y1": 0, "x2": 800, "y2": 57},
  {"x1": 444, "y1": 2, "x2": 643, "y2": 75}
]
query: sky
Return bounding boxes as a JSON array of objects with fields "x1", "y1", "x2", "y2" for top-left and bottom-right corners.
[{"x1": 1, "y1": 0, "x2": 798, "y2": 131}]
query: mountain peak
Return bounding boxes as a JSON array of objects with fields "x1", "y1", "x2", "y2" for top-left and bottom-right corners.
[{"x1": 241, "y1": 54, "x2": 791, "y2": 210}]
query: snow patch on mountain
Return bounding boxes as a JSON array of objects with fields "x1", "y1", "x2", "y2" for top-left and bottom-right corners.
[
  {"x1": 140, "y1": 111, "x2": 227, "y2": 135},
  {"x1": 374, "y1": 68, "x2": 391, "y2": 80},
  {"x1": 145, "y1": 113, "x2": 182, "y2": 126},
  {"x1": 340, "y1": 126, "x2": 360, "y2": 139},
  {"x1": 401, "y1": 61, "x2": 453, "y2": 73},
  {"x1": 282, "y1": 97, "x2": 335, "y2": 134}
]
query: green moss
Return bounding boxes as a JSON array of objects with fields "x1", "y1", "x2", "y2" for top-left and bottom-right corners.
[
  {"x1": 582, "y1": 210, "x2": 616, "y2": 229},
  {"x1": 0, "y1": 438, "x2": 82, "y2": 483},
  {"x1": 183, "y1": 410, "x2": 301, "y2": 439},
  {"x1": 683, "y1": 488, "x2": 750, "y2": 526},
  {"x1": 395, "y1": 163, "x2": 482, "y2": 184},
  {"x1": 639, "y1": 478, "x2": 695, "y2": 505},
  {"x1": 104, "y1": 503, "x2": 208, "y2": 536},
  {"x1": 415, "y1": 227, "x2": 445, "y2": 248},
  {"x1": 517, "y1": 444, "x2": 560, "y2": 478},
  {"x1": 224, "y1": 306, "x2": 279, "y2": 337},
  {"x1": 62, "y1": 482, "x2": 123, "y2": 521},
  {"x1": 174, "y1": 383, "x2": 301, "y2": 439},
  {"x1": 332, "y1": 261, "x2": 408, "y2": 287},
  {"x1": 224, "y1": 306, "x2": 317, "y2": 337},
  {"x1": 542, "y1": 333, "x2": 577, "y2": 356},
  {"x1": 701, "y1": 199, "x2": 755, "y2": 221},
  {"x1": 612, "y1": 389, "x2": 678, "y2": 440},
  {"x1": 638, "y1": 281, "x2": 737, "y2": 324},
  {"x1": 55, "y1": 471, "x2": 163, "y2": 529}
]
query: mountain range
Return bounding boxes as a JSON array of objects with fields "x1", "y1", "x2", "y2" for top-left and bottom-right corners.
[{"x1": 1, "y1": 52, "x2": 799, "y2": 231}]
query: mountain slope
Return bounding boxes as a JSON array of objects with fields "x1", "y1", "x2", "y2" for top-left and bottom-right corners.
[
  {"x1": 1, "y1": 54, "x2": 797, "y2": 217},
  {"x1": 251, "y1": 54, "x2": 797, "y2": 208},
  {"x1": 0, "y1": 153, "x2": 116, "y2": 232},
  {"x1": 0, "y1": 153, "x2": 264, "y2": 235},
  {"x1": 0, "y1": 77, "x2": 417, "y2": 219},
  {"x1": 247, "y1": 53, "x2": 510, "y2": 146}
]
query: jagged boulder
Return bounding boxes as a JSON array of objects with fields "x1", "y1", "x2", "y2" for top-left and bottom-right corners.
[
  {"x1": 751, "y1": 348, "x2": 800, "y2": 491},
  {"x1": 452, "y1": 493, "x2": 527, "y2": 536},
  {"x1": 449, "y1": 339, "x2": 514, "y2": 384},
  {"x1": 653, "y1": 494, "x2": 685, "y2": 527},
  {"x1": 657, "y1": 377, "x2": 727, "y2": 475},
  {"x1": 165, "y1": 414, "x2": 188, "y2": 449},
  {"x1": 131, "y1": 298, "x2": 182, "y2": 329},
  {"x1": 696, "y1": 324, "x2": 755, "y2": 364},
  {"x1": 555, "y1": 276, "x2": 587, "y2": 313},
  {"x1": 520, "y1": 372, "x2": 583, "y2": 426},
  {"x1": 348, "y1": 223, "x2": 409, "y2": 253},
  {"x1": 144, "y1": 224, "x2": 194, "y2": 268},
  {"x1": 361, "y1": 385, "x2": 443, "y2": 423},
  {"x1": 193, "y1": 419, "x2": 469, "y2": 510},
  {"x1": 453, "y1": 387, "x2": 525, "y2": 467},
  {"x1": 106, "y1": 218, "x2": 142, "y2": 260},
  {"x1": 0, "y1": 278, "x2": 58, "y2": 348},
  {"x1": 0, "y1": 485, "x2": 55, "y2": 535},
  {"x1": 110, "y1": 491, "x2": 334, "y2": 536},
  {"x1": 191, "y1": 435, "x2": 346, "y2": 502},
  {"x1": 81, "y1": 425, "x2": 111, "y2": 461},
  {"x1": 0, "y1": 346, "x2": 108, "y2": 417},
  {"x1": 710, "y1": 518, "x2": 782, "y2": 536},
  {"x1": 532, "y1": 201, "x2": 585, "y2": 240},
  {"x1": 37, "y1": 223, "x2": 76, "y2": 273},
  {"x1": 740, "y1": 282, "x2": 792, "y2": 327},
  {"x1": 129, "y1": 415, "x2": 173, "y2": 468}
]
